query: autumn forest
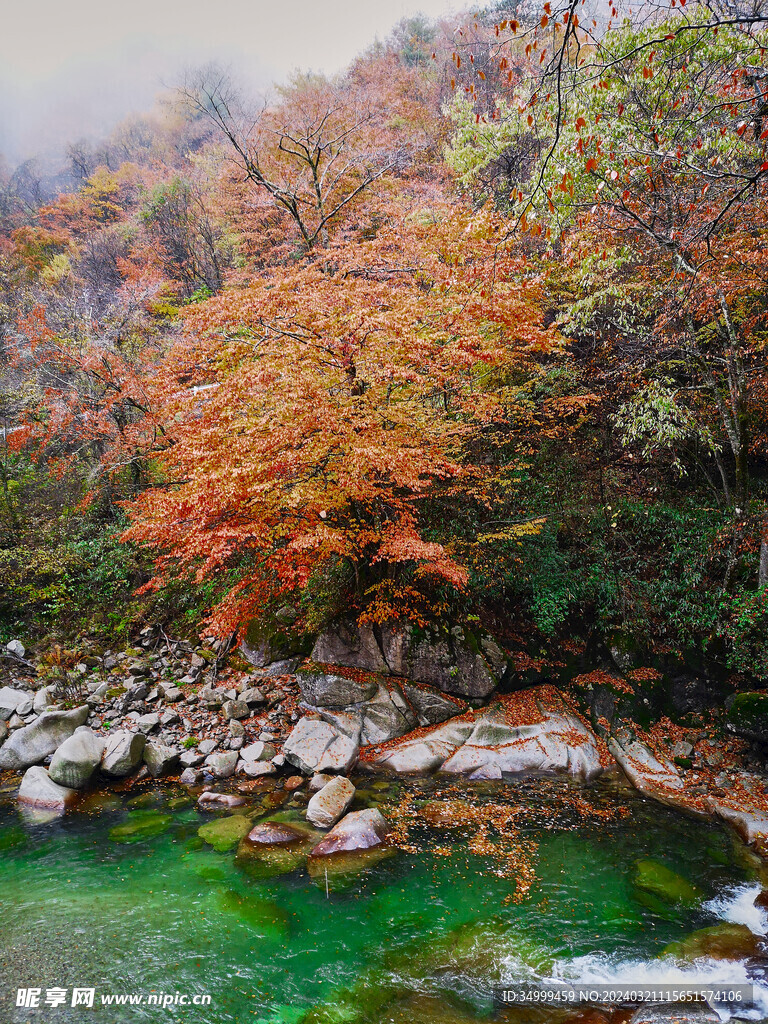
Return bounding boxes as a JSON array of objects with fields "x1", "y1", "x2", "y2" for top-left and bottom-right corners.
[{"x1": 2, "y1": 0, "x2": 768, "y2": 688}]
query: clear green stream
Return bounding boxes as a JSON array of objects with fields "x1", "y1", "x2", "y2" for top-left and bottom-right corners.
[{"x1": 0, "y1": 776, "x2": 766, "y2": 1024}]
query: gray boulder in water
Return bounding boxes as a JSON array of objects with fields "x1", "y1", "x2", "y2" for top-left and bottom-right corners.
[{"x1": 18, "y1": 766, "x2": 78, "y2": 813}]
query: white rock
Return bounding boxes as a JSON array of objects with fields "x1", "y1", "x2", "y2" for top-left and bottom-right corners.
[
  {"x1": 101, "y1": 731, "x2": 146, "y2": 776},
  {"x1": 283, "y1": 716, "x2": 359, "y2": 774},
  {"x1": 18, "y1": 766, "x2": 77, "y2": 813},
  {"x1": 306, "y1": 776, "x2": 355, "y2": 829},
  {"x1": 49, "y1": 727, "x2": 105, "y2": 788}
]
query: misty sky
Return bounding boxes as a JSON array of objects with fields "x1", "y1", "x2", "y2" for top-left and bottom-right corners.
[{"x1": 0, "y1": 0, "x2": 458, "y2": 164}]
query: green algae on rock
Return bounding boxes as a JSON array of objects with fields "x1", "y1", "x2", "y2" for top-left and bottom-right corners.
[
  {"x1": 198, "y1": 813, "x2": 254, "y2": 852},
  {"x1": 631, "y1": 859, "x2": 701, "y2": 906},
  {"x1": 108, "y1": 810, "x2": 174, "y2": 843}
]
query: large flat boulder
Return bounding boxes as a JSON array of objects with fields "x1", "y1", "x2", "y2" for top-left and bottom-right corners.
[
  {"x1": 297, "y1": 668, "x2": 378, "y2": 707},
  {"x1": 311, "y1": 620, "x2": 388, "y2": 673},
  {"x1": 364, "y1": 717, "x2": 475, "y2": 774},
  {"x1": 18, "y1": 766, "x2": 78, "y2": 814},
  {"x1": 441, "y1": 700, "x2": 603, "y2": 781},
  {"x1": 0, "y1": 706, "x2": 89, "y2": 770},
  {"x1": 49, "y1": 727, "x2": 105, "y2": 789},
  {"x1": 362, "y1": 686, "x2": 604, "y2": 781},
  {"x1": 308, "y1": 619, "x2": 507, "y2": 699},
  {"x1": 283, "y1": 716, "x2": 359, "y2": 774}
]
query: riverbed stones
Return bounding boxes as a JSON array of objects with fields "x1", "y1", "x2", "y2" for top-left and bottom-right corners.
[
  {"x1": 306, "y1": 776, "x2": 355, "y2": 829},
  {"x1": 17, "y1": 766, "x2": 77, "y2": 813},
  {"x1": 142, "y1": 740, "x2": 180, "y2": 778},
  {"x1": 0, "y1": 706, "x2": 89, "y2": 770},
  {"x1": 223, "y1": 699, "x2": 249, "y2": 721},
  {"x1": 48, "y1": 727, "x2": 105, "y2": 788},
  {"x1": 283, "y1": 716, "x2": 359, "y2": 773}
]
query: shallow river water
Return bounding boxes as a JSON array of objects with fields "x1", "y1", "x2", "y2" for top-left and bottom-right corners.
[{"x1": 0, "y1": 775, "x2": 766, "y2": 1024}]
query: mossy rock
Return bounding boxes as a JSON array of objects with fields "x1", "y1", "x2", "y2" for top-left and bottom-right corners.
[
  {"x1": 662, "y1": 923, "x2": 762, "y2": 963},
  {"x1": 307, "y1": 846, "x2": 396, "y2": 892},
  {"x1": 198, "y1": 814, "x2": 253, "y2": 852},
  {"x1": 631, "y1": 860, "x2": 701, "y2": 906},
  {"x1": 108, "y1": 811, "x2": 173, "y2": 844},
  {"x1": 180, "y1": 850, "x2": 230, "y2": 882},
  {"x1": 726, "y1": 692, "x2": 768, "y2": 744},
  {"x1": 215, "y1": 889, "x2": 289, "y2": 939},
  {"x1": 167, "y1": 795, "x2": 193, "y2": 811},
  {"x1": 77, "y1": 792, "x2": 123, "y2": 815},
  {"x1": 126, "y1": 791, "x2": 162, "y2": 810}
]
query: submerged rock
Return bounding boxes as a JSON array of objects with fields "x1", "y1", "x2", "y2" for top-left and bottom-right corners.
[
  {"x1": 0, "y1": 706, "x2": 89, "y2": 770},
  {"x1": 18, "y1": 766, "x2": 78, "y2": 813},
  {"x1": 306, "y1": 776, "x2": 355, "y2": 829},
  {"x1": 49, "y1": 727, "x2": 105, "y2": 789},
  {"x1": 235, "y1": 818, "x2": 320, "y2": 878},
  {"x1": 198, "y1": 814, "x2": 252, "y2": 852},
  {"x1": 108, "y1": 810, "x2": 173, "y2": 843},
  {"x1": 662, "y1": 922, "x2": 763, "y2": 963},
  {"x1": 630, "y1": 1005, "x2": 719, "y2": 1023},
  {"x1": 632, "y1": 859, "x2": 701, "y2": 906}
]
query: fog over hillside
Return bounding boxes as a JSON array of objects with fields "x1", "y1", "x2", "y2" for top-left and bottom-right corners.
[{"x1": 0, "y1": 0, "x2": 457, "y2": 167}]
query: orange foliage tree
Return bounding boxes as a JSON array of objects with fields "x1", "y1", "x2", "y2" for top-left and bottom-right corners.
[{"x1": 123, "y1": 199, "x2": 559, "y2": 636}]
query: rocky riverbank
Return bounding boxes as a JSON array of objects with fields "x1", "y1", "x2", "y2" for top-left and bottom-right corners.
[{"x1": 1, "y1": 623, "x2": 767, "y2": 864}]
